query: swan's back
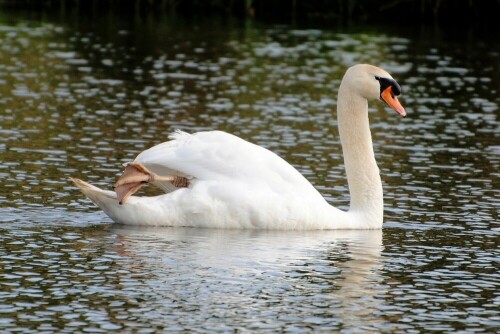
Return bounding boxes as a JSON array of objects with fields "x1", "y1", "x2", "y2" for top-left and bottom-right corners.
[{"x1": 135, "y1": 130, "x2": 324, "y2": 200}]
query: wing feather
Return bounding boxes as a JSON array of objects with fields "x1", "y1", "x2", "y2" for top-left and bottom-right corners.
[{"x1": 132, "y1": 130, "x2": 323, "y2": 199}]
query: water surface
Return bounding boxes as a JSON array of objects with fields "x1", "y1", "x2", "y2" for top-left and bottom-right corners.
[{"x1": 0, "y1": 12, "x2": 498, "y2": 333}]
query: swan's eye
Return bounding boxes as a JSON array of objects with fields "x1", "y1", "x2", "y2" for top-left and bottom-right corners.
[{"x1": 375, "y1": 76, "x2": 401, "y2": 98}]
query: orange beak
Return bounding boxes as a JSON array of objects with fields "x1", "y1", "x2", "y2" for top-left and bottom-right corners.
[{"x1": 381, "y1": 86, "x2": 406, "y2": 117}]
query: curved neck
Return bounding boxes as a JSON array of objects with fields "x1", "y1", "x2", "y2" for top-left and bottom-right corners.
[{"x1": 336, "y1": 84, "x2": 383, "y2": 222}]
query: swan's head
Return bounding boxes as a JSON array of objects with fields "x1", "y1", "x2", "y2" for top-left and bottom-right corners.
[{"x1": 343, "y1": 64, "x2": 406, "y2": 117}]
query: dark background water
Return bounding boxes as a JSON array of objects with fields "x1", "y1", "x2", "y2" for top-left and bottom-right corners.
[{"x1": 0, "y1": 5, "x2": 499, "y2": 333}]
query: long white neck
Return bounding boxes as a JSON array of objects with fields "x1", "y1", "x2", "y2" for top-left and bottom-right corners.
[{"x1": 336, "y1": 82, "x2": 383, "y2": 224}]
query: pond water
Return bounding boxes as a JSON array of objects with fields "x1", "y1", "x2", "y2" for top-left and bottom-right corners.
[{"x1": 0, "y1": 10, "x2": 499, "y2": 333}]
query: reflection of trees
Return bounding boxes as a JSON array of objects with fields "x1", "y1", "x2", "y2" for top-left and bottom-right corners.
[
  {"x1": 0, "y1": 24, "x2": 81, "y2": 207},
  {"x1": 1, "y1": 1, "x2": 498, "y2": 24}
]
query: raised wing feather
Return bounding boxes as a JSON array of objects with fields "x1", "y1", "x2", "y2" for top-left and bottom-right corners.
[{"x1": 133, "y1": 130, "x2": 323, "y2": 199}]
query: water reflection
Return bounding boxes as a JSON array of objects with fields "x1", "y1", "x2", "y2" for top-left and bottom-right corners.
[
  {"x1": 91, "y1": 226, "x2": 386, "y2": 332},
  {"x1": 0, "y1": 219, "x2": 384, "y2": 332},
  {"x1": 1, "y1": 218, "x2": 498, "y2": 332}
]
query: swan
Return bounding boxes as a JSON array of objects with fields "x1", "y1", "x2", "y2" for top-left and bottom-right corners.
[{"x1": 71, "y1": 64, "x2": 406, "y2": 229}]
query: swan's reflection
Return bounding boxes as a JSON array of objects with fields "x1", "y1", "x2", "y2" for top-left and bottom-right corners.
[{"x1": 110, "y1": 226, "x2": 383, "y2": 330}]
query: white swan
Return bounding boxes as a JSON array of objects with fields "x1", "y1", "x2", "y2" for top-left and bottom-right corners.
[{"x1": 71, "y1": 64, "x2": 406, "y2": 229}]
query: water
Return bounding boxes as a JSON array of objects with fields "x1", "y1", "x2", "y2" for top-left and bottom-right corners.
[{"x1": 0, "y1": 11, "x2": 499, "y2": 333}]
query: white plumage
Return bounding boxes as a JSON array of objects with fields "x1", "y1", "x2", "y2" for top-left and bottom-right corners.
[{"x1": 72, "y1": 64, "x2": 406, "y2": 229}]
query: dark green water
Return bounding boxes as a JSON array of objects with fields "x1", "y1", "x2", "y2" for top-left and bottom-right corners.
[{"x1": 0, "y1": 11, "x2": 498, "y2": 333}]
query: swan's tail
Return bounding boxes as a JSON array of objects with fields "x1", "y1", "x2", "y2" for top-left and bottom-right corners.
[
  {"x1": 70, "y1": 177, "x2": 176, "y2": 226},
  {"x1": 70, "y1": 178, "x2": 137, "y2": 224},
  {"x1": 70, "y1": 177, "x2": 120, "y2": 217},
  {"x1": 70, "y1": 177, "x2": 116, "y2": 203}
]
